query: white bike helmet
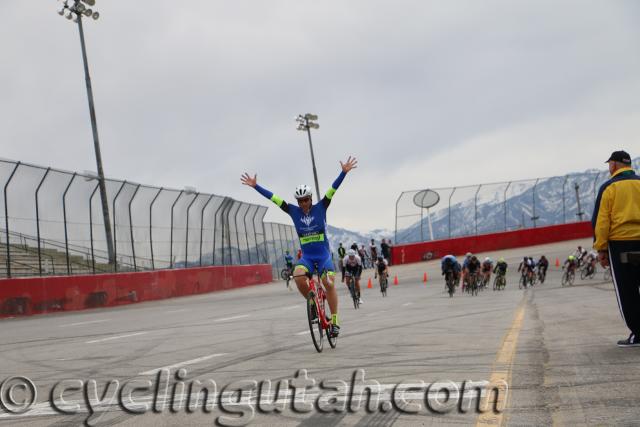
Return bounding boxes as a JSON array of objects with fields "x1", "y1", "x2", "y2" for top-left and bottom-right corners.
[
  {"x1": 347, "y1": 249, "x2": 356, "y2": 257},
  {"x1": 484, "y1": 257, "x2": 491, "y2": 262},
  {"x1": 294, "y1": 184, "x2": 312, "y2": 199}
]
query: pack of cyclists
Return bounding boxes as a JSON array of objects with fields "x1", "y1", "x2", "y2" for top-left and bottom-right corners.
[{"x1": 439, "y1": 252, "x2": 555, "y2": 293}]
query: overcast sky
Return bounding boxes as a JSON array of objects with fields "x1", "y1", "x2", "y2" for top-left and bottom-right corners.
[{"x1": 2, "y1": 1, "x2": 639, "y2": 233}]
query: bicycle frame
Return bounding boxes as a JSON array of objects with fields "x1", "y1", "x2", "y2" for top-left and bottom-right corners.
[{"x1": 308, "y1": 276, "x2": 331, "y2": 332}]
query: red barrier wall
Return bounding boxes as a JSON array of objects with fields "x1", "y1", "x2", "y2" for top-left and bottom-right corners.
[
  {"x1": 392, "y1": 222, "x2": 593, "y2": 265},
  {"x1": 0, "y1": 264, "x2": 272, "y2": 318}
]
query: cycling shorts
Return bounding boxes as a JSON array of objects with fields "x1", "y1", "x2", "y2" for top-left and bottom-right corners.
[
  {"x1": 344, "y1": 266, "x2": 362, "y2": 279},
  {"x1": 295, "y1": 254, "x2": 335, "y2": 278}
]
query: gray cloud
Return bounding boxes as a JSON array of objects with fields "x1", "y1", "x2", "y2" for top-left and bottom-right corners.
[{"x1": 2, "y1": 0, "x2": 639, "y2": 231}]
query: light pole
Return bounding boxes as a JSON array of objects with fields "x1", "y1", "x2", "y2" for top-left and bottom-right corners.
[
  {"x1": 296, "y1": 114, "x2": 321, "y2": 200},
  {"x1": 574, "y1": 182, "x2": 584, "y2": 221},
  {"x1": 57, "y1": 0, "x2": 114, "y2": 264}
]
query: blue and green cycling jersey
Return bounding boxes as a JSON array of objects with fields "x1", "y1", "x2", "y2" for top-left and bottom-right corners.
[{"x1": 253, "y1": 171, "x2": 346, "y2": 260}]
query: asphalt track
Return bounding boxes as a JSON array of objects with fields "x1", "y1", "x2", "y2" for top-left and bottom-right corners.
[{"x1": 1, "y1": 238, "x2": 638, "y2": 426}]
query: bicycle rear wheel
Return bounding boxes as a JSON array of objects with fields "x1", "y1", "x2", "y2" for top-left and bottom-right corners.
[{"x1": 307, "y1": 296, "x2": 324, "y2": 352}]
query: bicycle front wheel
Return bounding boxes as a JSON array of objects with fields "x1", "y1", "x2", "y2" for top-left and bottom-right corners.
[
  {"x1": 321, "y1": 299, "x2": 337, "y2": 349},
  {"x1": 307, "y1": 296, "x2": 324, "y2": 352},
  {"x1": 348, "y1": 281, "x2": 359, "y2": 309}
]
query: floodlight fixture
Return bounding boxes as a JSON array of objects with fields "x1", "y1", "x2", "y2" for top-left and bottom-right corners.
[
  {"x1": 80, "y1": 0, "x2": 96, "y2": 6},
  {"x1": 76, "y1": 2, "x2": 85, "y2": 12},
  {"x1": 92, "y1": 11, "x2": 99, "y2": 20},
  {"x1": 295, "y1": 112, "x2": 321, "y2": 200}
]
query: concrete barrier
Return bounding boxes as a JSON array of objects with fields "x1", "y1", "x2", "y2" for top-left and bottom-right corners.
[
  {"x1": 0, "y1": 264, "x2": 272, "y2": 318},
  {"x1": 392, "y1": 222, "x2": 593, "y2": 265}
]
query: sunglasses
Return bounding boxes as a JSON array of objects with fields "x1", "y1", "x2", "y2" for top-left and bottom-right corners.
[{"x1": 297, "y1": 197, "x2": 312, "y2": 204}]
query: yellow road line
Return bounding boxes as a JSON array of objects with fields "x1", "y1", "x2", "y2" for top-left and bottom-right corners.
[{"x1": 476, "y1": 301, "x2": 526, "y2": 427}]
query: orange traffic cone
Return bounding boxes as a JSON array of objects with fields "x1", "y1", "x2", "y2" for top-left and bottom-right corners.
[
  {"x1": 394, "y1": 275, "x2": 399, "y2": 286},
  {"x1": 555, "y1": 258, "x2": 560, "y2": 268},
  {"x1": 367, "y1": 278, "x2": 373, "y2": 289},
  {"x1": 423, "y1": 272, "x2": 428, "y2": 283}
]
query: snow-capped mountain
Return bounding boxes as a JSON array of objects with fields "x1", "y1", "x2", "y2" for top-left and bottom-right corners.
[
  {"x1": 326, "y1": 225, "x2": 393, "y2": 252},
  {"x1": 395, "y1": 157, "x2": 640, "y2": 244}
]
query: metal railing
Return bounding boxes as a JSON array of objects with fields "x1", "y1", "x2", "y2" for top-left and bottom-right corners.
[
  {"x1": 394, "y1": 160, "x2": 639, "y2": 244},
  {"x1": 1, "y1": 159, "x2": 277, "y2": 278}
]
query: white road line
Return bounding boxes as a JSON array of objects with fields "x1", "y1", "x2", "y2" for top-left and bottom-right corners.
[
  {"x1": 166, "y1": 309, "x2": 188, "y2": 314},
  {"x1": 139, "y1": 353, "x2": 227, "y2": 376},
  {"x1": 86, "y1": 332, "x2": 147, "y2": 344},
  {"x1": 402, "y1": 302, "x2": 414, "y2": 306},
  {"x1": 213, "y1": 314, "x2": 250, "y2": 322},
  {"x1": 60, "y1": 319, "x2": 111, "y2": 327},
  {"x1": 283, "y1": 305, "x2": 302, "y2": 311},
  {"x1": 295, "y1": 330, "x2": 309, "y2": 335}
]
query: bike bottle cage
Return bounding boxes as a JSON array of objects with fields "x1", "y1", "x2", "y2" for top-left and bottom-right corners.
[{"x1": 620, "y1": 252, "x2": 640, "y2": 265}]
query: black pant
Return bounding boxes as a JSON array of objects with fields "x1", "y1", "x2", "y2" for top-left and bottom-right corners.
[{"x1": 609, "y1": 240, "x2": 640, "y2": 338}]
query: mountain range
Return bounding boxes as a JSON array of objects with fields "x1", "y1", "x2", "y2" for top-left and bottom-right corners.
[{"x1": 394, "y1": 157, "x2": 640, "y2": 244}]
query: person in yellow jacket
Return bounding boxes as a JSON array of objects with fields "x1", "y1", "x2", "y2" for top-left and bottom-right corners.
[{"x1": 592, "y1": 150, "x2": 640, "y2": 347}]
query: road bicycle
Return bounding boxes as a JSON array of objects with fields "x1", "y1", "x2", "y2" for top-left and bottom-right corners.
[
  {"x1": 377, "y1": 273, "x2": 388, "y2": 297},
  {"x1": 445, "y1": 270, "x2": 456, "y2": 297},
  {"x1": 469, "y1": 272, "x2": 479, "y2": 296},
  {"x1": 518, "y1": 270, "x2": 529, "y2": 289},
  {"x1": 580, "y1": 263, "x2": 596, "y2": 280},
  {"x1": 530, "y1": 270, "x2": 538, "y2": 287},
  {"x1": 345, "y1": 273, "x2": 360, "y2": 309},
  {"x1": 493, "y1": 272, "x2": 506, "y2": 291},
  {"x1": 537, "y1": 267, "x2": 547, "y2": 284},
  {"x1": 479, "y1": 270, "x2": 492, "y2": 291},
  {"x1": 280, "y1": 266, "x2": 293, "y2": 289},
  {"x1": 303, "y1": 264, "x2": 338, "y2": 353},
  {"x1": 561, "y1": 267, "x2": 575, "y2": 287}
]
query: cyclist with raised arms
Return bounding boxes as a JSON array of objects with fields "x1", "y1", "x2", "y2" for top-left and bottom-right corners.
[{"x1": 241, "y1": 156, "x2": 357, "y2": 337}]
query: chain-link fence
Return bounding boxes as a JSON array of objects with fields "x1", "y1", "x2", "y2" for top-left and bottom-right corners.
[
  {"x1": 394, "y1": 161, "x2": 639, "y2": 245},
  {"x1": 0, "y1": 159, "x2": 281, "y2": 278}
]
